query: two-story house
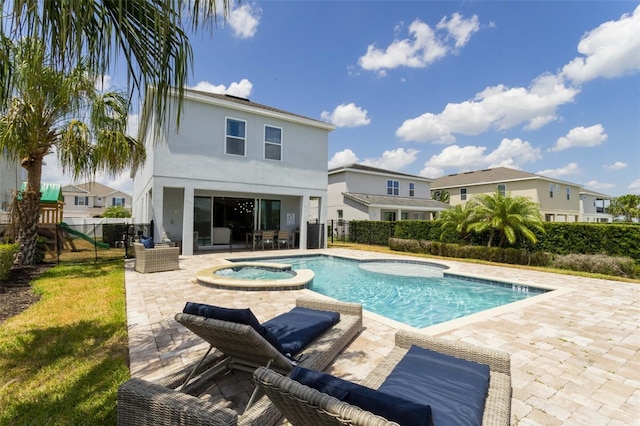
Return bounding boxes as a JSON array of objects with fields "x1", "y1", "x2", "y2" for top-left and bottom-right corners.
[
  {"x1": 0, "y1": 154, "x2": 21, "y2": 224},
  {"x1": 131, "y1": 89, "x2": 335, "y2": 255},
  {"x1": 62, "y1": 182, "x2": 132, "y2": 219},
  {"x1": 431, "y1": 167, "x2": 613, "y2": 222},
  {"x1": 327, "y1": 164, "x2": 449, "y2": 224}
]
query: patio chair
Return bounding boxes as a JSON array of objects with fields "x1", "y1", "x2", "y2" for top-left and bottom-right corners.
[
  {"x1": 276, "y1": 230, "x2": 291, "y2": 249},
  {"x1": 133, "y1": 242, "x2": 180, "y2": 273},
  {"x1": 253, "y1": 329, "x2": 512, "y2": 426},
  {"x1": 261, "y1": 230, "x2": 275, "y2": 249},
  {"x1": 116, "y1": 297, "x2": 363, "y2": 426}
]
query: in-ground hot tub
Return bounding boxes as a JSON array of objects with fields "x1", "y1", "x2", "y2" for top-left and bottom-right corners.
[{"x1": 195, "y1": 262, "x2": 314, "y2": 291}]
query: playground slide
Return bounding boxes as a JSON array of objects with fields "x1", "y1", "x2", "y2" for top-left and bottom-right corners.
[{"x1": 58, "y1": 222, "x2": 110, "y2": 249}]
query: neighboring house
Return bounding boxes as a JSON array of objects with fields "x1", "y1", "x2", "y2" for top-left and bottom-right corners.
[
  {"x1": 62, "y1": 181, "x2": 132, "y2": 219},
  {"x1": 131, "y1": 89, "x2": 335, "y2": 255},
  {"x1": 431, "y1": 167, "x2": 613, "y2": 223},
  {"x1": 0, "y1": 153, "x2": 21, "y2": 224},
  {"x1": 327, "y1": 164, "x2": 450, "y2": 224}
]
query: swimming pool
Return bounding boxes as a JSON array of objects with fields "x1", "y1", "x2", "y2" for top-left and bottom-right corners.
[{"x1": 236, "y1": 255, "x2": 547, "y2": 328}]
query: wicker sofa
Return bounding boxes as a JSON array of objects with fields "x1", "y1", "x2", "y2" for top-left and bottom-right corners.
[
  {"x1": 254, "y1": 329, "x2": 512, "y2": 425},
  {"x1": 133, "y1": 242, "x2": 180, "y2": 273},
  {"x1": 116, "y1": 297, "x2": 363, "y2": 426}
]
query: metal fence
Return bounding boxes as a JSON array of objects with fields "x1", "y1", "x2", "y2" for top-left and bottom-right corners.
[{"x1": 328, "y1": 219, "x2": 398, "y2": 246}]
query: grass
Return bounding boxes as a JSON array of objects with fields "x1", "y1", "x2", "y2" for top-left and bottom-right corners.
[{"x1": 0, "y1": 261, "x2": 129, "y2": 425}]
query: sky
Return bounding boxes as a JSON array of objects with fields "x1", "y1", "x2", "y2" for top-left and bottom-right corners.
[{"x1": 42, "y1": 1, "x2": 640, "y2": 197}]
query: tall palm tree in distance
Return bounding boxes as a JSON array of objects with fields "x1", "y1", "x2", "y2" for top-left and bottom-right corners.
[
  {"x1": 467, "y1": 191, "x2": 545, "y2": 248},
  {"x1": 0, "y1": 38, "x2": 145, "y2": 265}
]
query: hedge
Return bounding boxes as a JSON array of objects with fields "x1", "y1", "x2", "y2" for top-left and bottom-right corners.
[{"x1": 0, "y1": 244, "x2": 18, "y2": 280}]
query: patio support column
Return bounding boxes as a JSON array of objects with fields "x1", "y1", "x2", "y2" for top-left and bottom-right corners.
[
  {"x1": 299, "y1": 195, "x2": 309, "y2": 250},
  {"x1": 182, "y1": 186, "x2": 194, "y2": 256},
  {"x1": 396, "y1": 208, "x2": 402, "y2": 221},
  {"x1": 152, "y1": 184, "x2": 164, "y2": 241},
  {"x1": 319, "y1": 195, "x2": 328, "y2": 249}
]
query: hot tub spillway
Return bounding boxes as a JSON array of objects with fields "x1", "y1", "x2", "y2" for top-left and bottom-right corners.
[{"x1": 195, "y1": 262, "x2": 314, "y2": 291}]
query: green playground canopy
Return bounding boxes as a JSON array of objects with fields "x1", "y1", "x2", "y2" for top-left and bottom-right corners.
[{"x1": 19, "y1": 183, "x2": 64, "y2": 204}]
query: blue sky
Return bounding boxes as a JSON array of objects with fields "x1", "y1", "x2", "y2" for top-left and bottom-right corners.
[{"x1": 43, "y1": 1, "x2": 640, "y2": 197}]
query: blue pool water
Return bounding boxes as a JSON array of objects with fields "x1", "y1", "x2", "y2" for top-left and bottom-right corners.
[{"x1": 236, "y1": 255, "x2": 547, "y2": 328}]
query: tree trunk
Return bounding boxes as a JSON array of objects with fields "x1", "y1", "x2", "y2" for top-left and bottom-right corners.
[{"x1": 11, "y1": 156, "x2": 43, "y2": 266}]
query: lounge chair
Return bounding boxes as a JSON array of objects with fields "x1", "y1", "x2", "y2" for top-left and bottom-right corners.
[
  {"x1": 253, "y1": 329, "x2": 512, "y2": 426},
  {"x1": 117, "y1": 297, "x2": 363, "y2": 426}
]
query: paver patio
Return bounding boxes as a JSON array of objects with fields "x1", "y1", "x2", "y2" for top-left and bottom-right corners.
[{"x1": 124, "y1": 248, "x2": 640, "y2": 425}]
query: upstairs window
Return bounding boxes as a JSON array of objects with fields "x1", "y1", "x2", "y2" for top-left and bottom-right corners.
[
  {"x1": 75, "y1": 196, "x2": 89, "y2": 206},
  {"x1": 566, "y1": 187, "x2": 571, "y2": 200},
  {"x1": 409, "y1": 182, "x2": 415, "y2": 197},
  {"x1": 387, "y1": 180, "x2": 399, "y2": 196},
  {"x1": 264, "y1": 125, "x2": 282, "y2": 161},
  {"x1": 549, "y1": 183, "x2": 554, "y2": 198},
  {"x1": 226, "y1": 118, "x2": 246, "y2": 156},
  {"x1": 461, "y1": 188, "x2": 467, "y2": 201},
  {"x1": 113, "y1": 197, "x2": 125, "y2": 207},
  {"x1": 497, "y1": 184, "x2": 506, "y2": 196}
]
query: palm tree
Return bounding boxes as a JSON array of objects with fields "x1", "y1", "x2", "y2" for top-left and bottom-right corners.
[
  {"x1": 467, "y1": 191, "x2": 545, "y2": 248},
  {"x1": 437, "y1": 203, "x2": 475, "y2": 242},
  {"x1": 432, "y1": 190, "x2": 450, "y2": 203},
  {"x1": 0, "y1": 0, "x2": 230, "y2": 133},
  {"x1": 0, "y1": 38, "x2": 145, "y2": 265},
  {"x1": 608, "y1": 194, "x2": 640, "y2": 222}
]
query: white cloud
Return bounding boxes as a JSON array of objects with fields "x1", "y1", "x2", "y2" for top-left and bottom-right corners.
[
  {"x1": 436, "y1": 13, "x2": 480, "y2": 49},
  {"x1": 228, "y1": 3, "x2": 261, "y2": 39},
  {"x1": 95, "y1": 75, "x2": 113, "y2": 92},
  {"x1": 536, "y1": 162, "x2": 582, "y2": 178},
  {"x1": 604, "y1": 161, "x2": 627, "y2": 171},
  {"x1": 584, "y1": 180, "x2": 616, "y2": 190},
  {"x1": 628, "y1": 179, "x2": 640, "y2": 193},
  {"x1": 549, "y1": 124, "x2": 607, "y2": 152},
  {"x1": 360, "y1": 148, "x2": 419, "y2": 170},
  {"x1": 328, "y1": 149, "x2": 359, "y2": 169},
  {"x1": 358, "y1": 14, "x2": 480, "y2": 74},
  {"x1": 419, "y1": 138, "x2": 541, "y2": 176},
  {"x1": 321, "y1": 103, "x2": 371, "y2": 127},
  {"x1": 396, "y1": 74, "x2": 579, "y2": 143},
  {"x1": 189, "y1": 79, "x2": 253, "y2": 98},
  {"x1": 562, "y1": 6, "x2": 640, "y2": 84}
]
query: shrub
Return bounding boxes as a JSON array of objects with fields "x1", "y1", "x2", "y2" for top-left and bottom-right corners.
[
  {"x1": 0, "y1": 243, "x2": 18, "y2": 280},
  {"x1": 552, "y1": 254, "x2": 637, "y2": 278}
]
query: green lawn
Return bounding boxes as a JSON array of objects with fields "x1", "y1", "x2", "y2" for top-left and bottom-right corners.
[{"x1": 0, "y1": 261, "x2": 129, "y2": 425}]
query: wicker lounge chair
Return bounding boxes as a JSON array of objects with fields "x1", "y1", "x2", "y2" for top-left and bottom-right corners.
[
  {"x1": 253, "y1": 329, "x2": 512, "y2": 426},
  {"x1": 133, "y1": 242, "x2": 180, "y2": 273},
  {"x1": 117, "y1": 297, "x2": 363, "y2": 426}
]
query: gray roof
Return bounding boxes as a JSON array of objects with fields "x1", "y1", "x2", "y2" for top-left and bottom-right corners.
[
  {"x1": 184, "y1": 88, "x2": 333, "y2": 128},
  {"x1": 431, "y1": 167, "x2": 574, "y2": 189},
  {"x1": 343, "y1": 192, "x2": 450, "y2": 210},
  {"x1": 329, "y1": 163, "x2": 433, "y2": 181}
]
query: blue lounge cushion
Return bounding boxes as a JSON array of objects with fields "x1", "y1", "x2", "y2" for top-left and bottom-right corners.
[
  {"x1": 290, "y1": 367, "x2": 433, "y2": 426},
  {"x1": 182, "y1": 302, "x2": 285, "y2": 355},
  {"x1": 141, "y1": 236, "x2": 154, "y2": 248},
  {"x1": 262, "y1": 306, "x2": 340, "y2": 356},
  {"x1": 378, "y1": 345, "x2": 490, "y2": 426}
]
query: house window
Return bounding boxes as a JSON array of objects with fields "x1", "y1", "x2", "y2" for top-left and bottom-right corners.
[
  {"x1": 497, "y1": 184, "x2": 506, "y2": 196},
  {"x1": 409, "y1": 182, "x2": 415, "y2": 197},
  {"x1": 337, "y1": 209, "x2": 344, "y2": 226},
  {"x1": 387, "y1": 180, "x2": 399, "y2": 196},
  {"x1": 549, "y1": 183, "x2": 554, "y2": 198},
  {"x1": 566, "y1": 187, "x2": 570, "y2": 200},
  {"x1": 259, "y1": 199, "x2": 281, "y2": 230},
  {"x1": 460, "y1": 188, "x2": 467, "y2": 201},
  {"x1": 75, "y1": 196, "x2": 89, "y2": 206},
  {"x1": 384, "y1": 211, "x2": 396, "y2": 221},
  {"x1": 264, "y1": 125, "x2": 282, "y2": 161},
  {"x1": 113, "y1": 197, "x2": 125, "y2": 207},
  {"x1": 225, "y1": 117, "x2": 246, "y2": 156}
]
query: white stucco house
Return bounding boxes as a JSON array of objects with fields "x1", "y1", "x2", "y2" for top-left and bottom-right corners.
[
  {"x1": 61, "y1": 181, "x2": 132, "y2": 219},
  {"x1": 431, "y1": 167, "x2": 613, "y2": 223},
  {"x1": 327, "y1": 164, "x2": 450, "y2": 225},
  {"x1": 131, "y1": 89, "x2": 335, "y2": 255}
]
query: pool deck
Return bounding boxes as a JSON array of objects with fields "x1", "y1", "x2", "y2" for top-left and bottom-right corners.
[{"x1": 124, "y1": 248, "x2": 640, "y2": 425}]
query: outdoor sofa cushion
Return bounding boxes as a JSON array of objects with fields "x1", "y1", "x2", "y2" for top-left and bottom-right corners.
[
  {"x1": 182, "y1": 302, "x2": 340, "y2": 358},
  {"x1": 262, "y1": 306, "x2": 340, "y2": 356},
  {"x1": 140, "y1": 236, "x2": 154, "y2": 248},
  {"x1": 290, "y1": 366, "x2": 433, "y2": 426},
  {"x1": 379, "y1": 344, "x2": 490, "y2": 425}
]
